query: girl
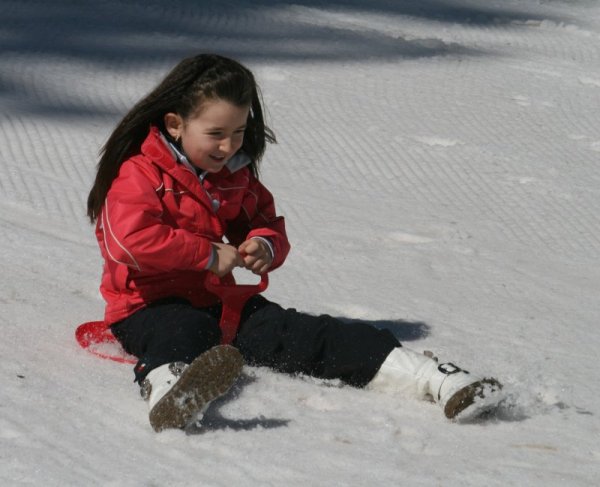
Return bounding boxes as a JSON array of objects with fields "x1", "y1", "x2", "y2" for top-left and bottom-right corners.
[{"x1": 87, "y1": 54, "x2": 501, "y2": 432}]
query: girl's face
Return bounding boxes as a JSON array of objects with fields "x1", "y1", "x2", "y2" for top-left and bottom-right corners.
[{"x1": 165, "y1": 99, "x2": 250, "y2": 173}]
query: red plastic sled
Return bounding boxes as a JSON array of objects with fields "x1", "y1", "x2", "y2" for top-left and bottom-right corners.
[
  {"x1": 76, "y1": 273, "x2": 269, "y2": 363},
  {"x1": 205, "y1": 272, "x2": 269, "y2": 345},
  {"x1": 75, "y1": 320, "x2": 137, "y2": 364}
]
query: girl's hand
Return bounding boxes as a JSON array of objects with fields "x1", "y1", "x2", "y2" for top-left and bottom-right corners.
[
  {"x1": 238, "y1": 239, "x2": 273, "y2": 275},
  {"x1": 209, "y1": 242, "x2": 244, "y2": 277}
]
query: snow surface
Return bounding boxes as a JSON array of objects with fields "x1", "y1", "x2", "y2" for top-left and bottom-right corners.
[{"x1": 1, "y1": 0, "x2": 600, "y2": 485}]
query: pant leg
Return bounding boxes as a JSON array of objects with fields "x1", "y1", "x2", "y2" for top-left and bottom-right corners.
[
  {"x1": 235, "y1": 296, "x2": 400, "y2": 388},
  {"x1": 110, "y1": 298, "x2": 222, "y2": 382}
]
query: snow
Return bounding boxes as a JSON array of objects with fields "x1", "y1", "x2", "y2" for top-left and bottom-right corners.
[{"x1": 1, "y1": 0, "x2": 600, "y2": 485}]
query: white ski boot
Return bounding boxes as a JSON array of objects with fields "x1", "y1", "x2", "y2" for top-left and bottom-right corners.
[
  {"x1": 140, "y1": 345, "x2": 244, "y2": 432},
  {"x1": 367, "y1": 347, "x2": 502, "y2": 419}
]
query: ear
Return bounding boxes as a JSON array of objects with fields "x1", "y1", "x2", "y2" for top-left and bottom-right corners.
[{"x1": 164, "y1": 113, "x2": 184, "y2": 139}]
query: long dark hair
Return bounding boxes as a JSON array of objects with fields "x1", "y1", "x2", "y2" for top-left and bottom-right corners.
[{"x1": 87, "y1": 53, "x2": 275, "y2": 223}]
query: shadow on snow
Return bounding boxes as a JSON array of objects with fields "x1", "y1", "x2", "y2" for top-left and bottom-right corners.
[{"x1": 0, "y1": 0, "x2": 571, "y2": 118}]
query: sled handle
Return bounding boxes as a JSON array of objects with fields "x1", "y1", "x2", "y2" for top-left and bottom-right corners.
[{"x1": 204, "y1": 273, "x2": 269, "y2": 345}]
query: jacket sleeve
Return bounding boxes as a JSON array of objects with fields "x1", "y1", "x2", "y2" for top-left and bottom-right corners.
[
  {"x1": 225, "y1": 172, "x2": 291, "y2": 271},
  {"x1": 99, "y1": 161, "x2": 214, "y2": 272}
]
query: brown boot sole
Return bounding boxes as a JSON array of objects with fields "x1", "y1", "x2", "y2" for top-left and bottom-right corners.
[
  {"x1": 444, "y1": 378, "x2": 503, "y2": 419},
  {"x1": 149, "y1": 345, "x2": 244, "y2": 432}
]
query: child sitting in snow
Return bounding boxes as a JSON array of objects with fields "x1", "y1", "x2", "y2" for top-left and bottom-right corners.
[{"x1": 87, "y1": 53, "x2": 501, "y2": 432}]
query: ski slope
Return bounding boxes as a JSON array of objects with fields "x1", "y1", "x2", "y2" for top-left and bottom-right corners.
[{"x1": 1, "y1": 0, "x2": 599, "y2": 485}]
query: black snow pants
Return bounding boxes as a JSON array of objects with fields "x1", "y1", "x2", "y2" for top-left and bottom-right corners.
[{"x1": 111, "y1": 295, "x2": 400, "y2": 388}]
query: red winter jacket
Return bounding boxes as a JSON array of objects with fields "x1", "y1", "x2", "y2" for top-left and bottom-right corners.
[{"x1": 95, "y1": 127, "x2": 290, "y2": 324}]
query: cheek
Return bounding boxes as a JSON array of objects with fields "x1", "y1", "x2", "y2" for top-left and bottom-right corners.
[
  {"x1": 185, "y1": 135, "x2": 214, "y2": 155},
  {"x1": 233, "y1": 136, "x2": 245, "y2": 151}
]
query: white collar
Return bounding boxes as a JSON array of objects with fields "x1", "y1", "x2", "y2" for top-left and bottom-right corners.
[{"x1": 159, "y1": 132, "x2": 252, "y2": 180}]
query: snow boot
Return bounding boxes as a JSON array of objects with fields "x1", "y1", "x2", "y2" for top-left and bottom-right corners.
[
  {"x1": 140, "y1": 345, "x2": 244, "y2": 432},
  {"x1": 367, "y1": 347, "x2": 502, "y2": 419}
]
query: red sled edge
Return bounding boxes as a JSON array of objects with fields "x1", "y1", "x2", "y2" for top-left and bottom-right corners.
[{"x1": 75, "y1": 321, "x2": 137, "y2": 364}]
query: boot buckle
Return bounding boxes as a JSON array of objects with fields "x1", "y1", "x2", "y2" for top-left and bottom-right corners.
[{"x1": 438, "y1": 362, "x2": 467, "y2": 375}]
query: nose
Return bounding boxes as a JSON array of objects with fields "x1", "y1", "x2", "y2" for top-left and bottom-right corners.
[{"x1": 219, "y1": 138, "x2": 233, "y2": 153}]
